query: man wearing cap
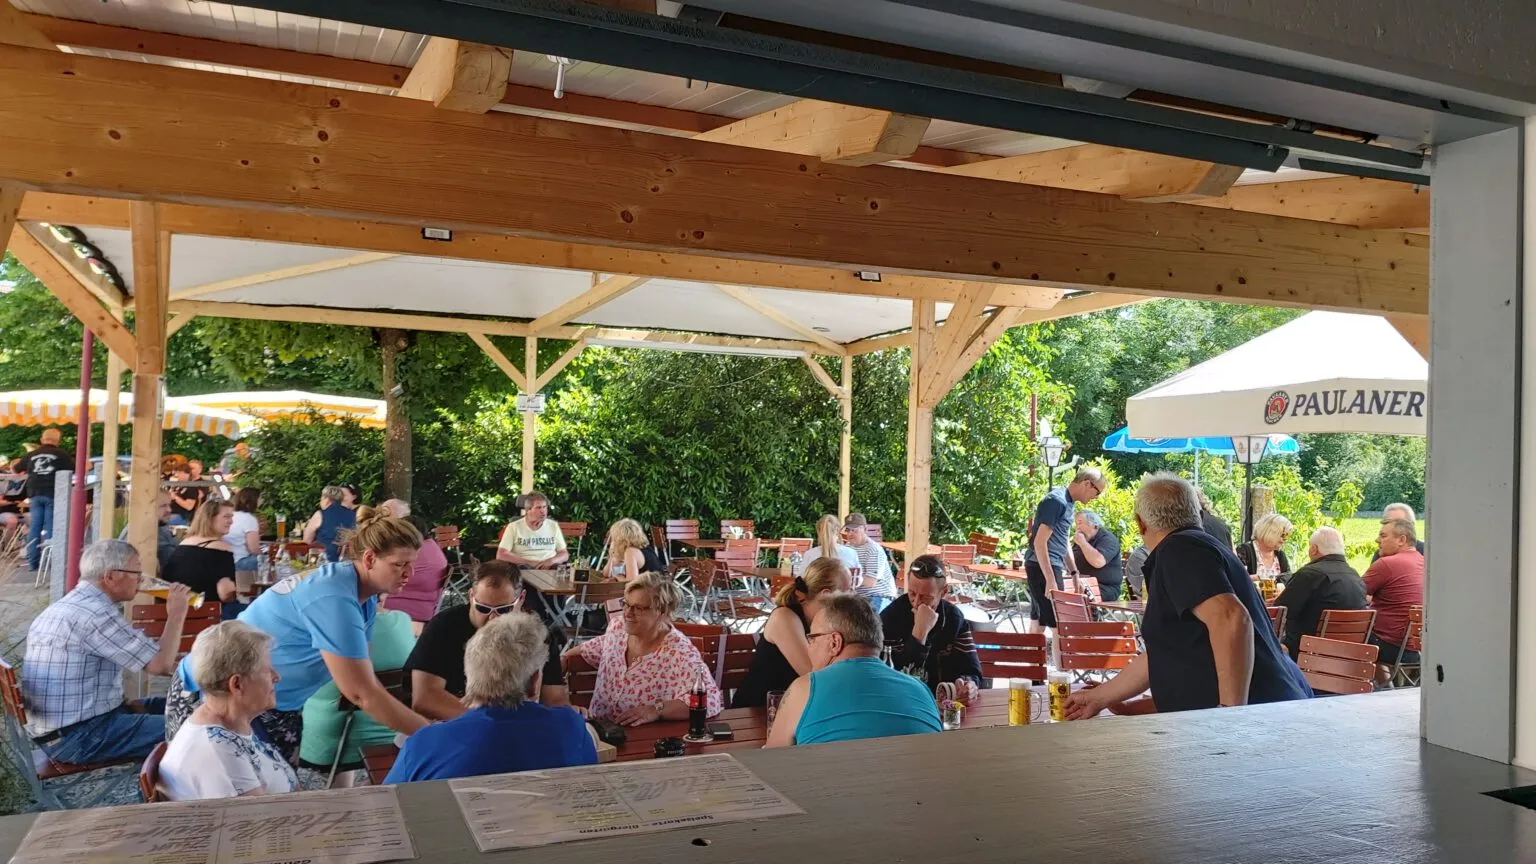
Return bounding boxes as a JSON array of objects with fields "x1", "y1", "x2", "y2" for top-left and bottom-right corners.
[{"x1": 842, "y1": 513, "x2": 898, "y2": 612}]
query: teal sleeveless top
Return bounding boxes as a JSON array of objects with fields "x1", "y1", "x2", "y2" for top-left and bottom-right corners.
[{"x1": 794, "y1": 657, "x2": 942, "y2": 745}]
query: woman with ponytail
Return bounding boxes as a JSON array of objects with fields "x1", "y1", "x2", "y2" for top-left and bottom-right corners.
[
  {"x1": 165, "y1": 506, "x2": 432, "y2": 768},
  {"x1": 803, "y1": 514, "x2": 862, "y2": 581},
  {"x1": 730, "y1": 558, "x2": 852, "y2": 708}
]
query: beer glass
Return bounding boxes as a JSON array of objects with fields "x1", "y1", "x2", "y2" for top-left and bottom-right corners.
[
  {"x1": 1048, "y1": 671, "x2": 1072, "y2": 722},
  {"x1": 1009, "y1": 679, "x2": 1046, "y2": 725}
]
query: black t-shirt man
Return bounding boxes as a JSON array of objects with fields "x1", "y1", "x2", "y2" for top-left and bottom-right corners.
[
  {"x1": 1141, "y1": 527, "x2": 1312, "y2": 712},
  {"x1": 879, "y1": 595, "x2": 983, "y2": 690},
  {"x1": 405, "y1": 587, "x2": 566, "y2": 697},
  {"x1": 22, "y1": 444, "x2": 72, "y2": 498}
]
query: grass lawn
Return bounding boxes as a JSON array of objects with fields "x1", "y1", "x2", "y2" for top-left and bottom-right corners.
[{"x1": 1338, "y1": 516, "x2": 1426, "y2": 573}]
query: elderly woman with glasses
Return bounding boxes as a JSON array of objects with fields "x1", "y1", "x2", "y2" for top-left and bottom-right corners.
[
  {"x1": 1237, "y1": 513, "x2": 1293, "y2": 580},
  {"x1": 160, "y1": 621, "x2": 298, "y2": 800},
  {"x1": 564, "y1": 571, "x2": 721, "y2": 726}
]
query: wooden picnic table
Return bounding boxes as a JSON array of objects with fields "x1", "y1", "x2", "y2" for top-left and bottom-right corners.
[
  {"x1": 879, "y1": 540, "x2": 941, "y2": 557},
  {"x1": 962, "y1": 561, "x2": 1029, "y2": 581},
  {"x1": 679, "y1": 537, "x2": 783, "y2": 551},
  {"x1": 362, "y1": 688, "x2": 1029, "y2": 785}
]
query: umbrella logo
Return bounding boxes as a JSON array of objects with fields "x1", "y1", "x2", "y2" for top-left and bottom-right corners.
[{"x1": 1263, "y1": 391, "x2": 1290, "y2": 425}]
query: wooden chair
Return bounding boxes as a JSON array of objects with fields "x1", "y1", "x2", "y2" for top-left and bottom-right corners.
[
  {"x1": 139, "y1": 741, "x2": 168, "y2": 803},
  {"x1": 973, "y1": 631, "x2": 1047, "y2": 685},
  {"x1": 0, "y1": 659, "x2": 137, "y2": 810},
  {"x1": 1297, "y1": 635, "x2": 1379, "y2": 695},
  {"x1": 865, "y1": 524, "x2": 883, "y2": 542},
  {"x1": 1267, "y1": 606, "x2": 1288, "y2": 639},
  {"x1": 1057, "y1": 621, "x2": 1139, "y2": 681},
  {"x1": 1317, "y1": 608, "x2": 1377, "y2": 644},
  {"x1": 131, "y1": 602, "x2": 223, "y2": 694},
  {"x1": 778, "y1": 537, "x2": 812, "y2": 558},
  {"x1": 717, "y1": 633, "x2": 757, "y2": 698},
  {"x1": 649, "y1": 525, "x2": 670, "y2": 568},
  {"x1": 966, "y1": 532, "x2": 1001, "y2": 561},
  {"x1": 715, "y1": 538, "x2": 762, "y2": 577},
  {"x1": 720, "y1": 519, "x2": 755, "y2": 538},
  {"x1": 665, "y1": 519, "x2": 701, "y2": 558},
  {"x1": 566, "y1": 655, "x2": 598, "y2": 709},
  {"x1": 691, "y1": 557, "x2": 769, "y2": 632},
  {"x1": 330, "y1": 669, "x2": 409, "y2": 786},
  {"x1": 557, "y1": 521, "x2": 588, "y2": 563},
  {"x1": 1046, "y1": 588, "x2": 1094, "y2": 625},
  {"x1": 940, "y1": 544, "x2": 976, "y2": 567},
  {"x1": 432, "y1": 525, "x2": 464, "y2": 566},
  {"x1": 569, "y1": 580, "x2": 631, "y2": 637},
  {"x1": 1390, "y1": 605, "x2": 1425, "y2": 687}
]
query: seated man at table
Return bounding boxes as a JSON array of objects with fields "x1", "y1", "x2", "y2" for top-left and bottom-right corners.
[
  {"x1": 1363, "y1": 518, "x2": 1426, "y2": 685},
  {"x1": 1066, "y1": 474, "x2": 1310, "y2": 719},
  {"x1": 1071, "y1": 510, "x2": 1123, "y2": 603},
  {"x1": 1271, "y1": 527, "x2": 1367, "y2": 658},
  {"x1": 767, "y1": 593, "x2": 941, "y2": 747},
  {"x1": 879, "y1": 554, "x2": 982, "y2": 701},
  {"x1": 495, "y1": 490, "x2": 568, "y2": 571},
  {"x1": 385, "y1": 613, "x2": 596, "y2": 784},
  {"x1": 406, "y1": 560, "x2": 567, "y2": 719}
]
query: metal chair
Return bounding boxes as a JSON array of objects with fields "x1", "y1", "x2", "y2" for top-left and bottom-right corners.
[
  {"x1": 329, "y1": 669, "x2": 408, "y2": 787},
  {"x1": 557, "y1": 521, "x2": 588, "y2": 565},
  {"x1": 1057, "y1": 620, "x2": 1139, "y2": 683},
  {"x1": 1297, "y1": 635, "x2": 1379, "y2": 695},
  {"x1": 1266, "y1": 606, "x2": 1288, "y2": 639},
  {"x1": 1046, "y1": 588, "x2": 1094, "y2": 625},
  {"x1": 1317, "y1": 608, "x2": 1377, "y2": 644},
  {"x1": 974, "y1": 631, "x2": 1047, "y2": 685},
  {"x1": 1389, "y1": 605, "x2": 1424, "y2": 687},
  {"x1": 138, "y1": 741, "x2": 168, "y2": 803},
  {"x1": 0, "y1": 658, "x2": 138, "y2": 810}
]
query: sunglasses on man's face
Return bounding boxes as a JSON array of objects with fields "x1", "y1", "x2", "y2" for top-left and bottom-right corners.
[{"x1": 473, "y1": 596, "x2": 522, "y2": 617}]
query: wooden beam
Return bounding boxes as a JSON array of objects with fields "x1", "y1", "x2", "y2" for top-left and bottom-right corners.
[
  {"x1": 845, "y1": 331, "x2": 914, "y2": 356},
  {"x1": 468, "y1": 332, "x2": 527, "y2": 391},
  {"x1": 528, "y1": 275, "x2": 649, "y2": 333},
  {"x1": 0, "y1": 186, "x2": 22, "y2": 254},
  {"x1": 521, "y1": 335, "x2": 537, "y2": 493},
  {"x1": 925, "y1": 307, "x2": 1027, "y2": 405},
  {"x1": 169, "y1": 252, "x2": 398, "y2": 301},
  {"x1": 21, "y1": 223, "x2": 125, "y2": 311},
  {"x1": 801, "y1": 354, "x2": 847, "y2": 399},
  {"x1": 715, "y1": 284, "x2": 846, "y2": 355},
  {"x1": 8, "y1": 227, "x2": 136, "y2": 361},
  {"x1": 21, "y1": 193, "x2": 1059, "y2": 309},
  {"x1": 0, "y1": 51, "x2": 1428, "y2": 315},
  {"x1": 534, "y1": 339, "x2": 587, "y2": 392},
  {"x1": 1192, "y1": 176, "x2": 1430, "y2": 231},
  {"x1": 942, "y1": 143, "x2": 1243, "y2": 203},
  {"x1": 0, "y1": 4, "x2": 54, "y2": 51},
  {"x1": 846, "y1": 291, "x2": 1152, "y2": 355},
  {"x1": 921, "y1": 285, "x2": 995, "y2": 397},
  {"x1": 905, "y1": 300, "x2": 936, "y2": 556},
  {"x1": 397, "y1": 37, "x2": 512, "y2": 113},
  {"x1": 169, "y1": 299, "x2": 526, "y2": 337},
  {"x1": 838, "y1": 354, "x2": 852, "y2": 520},
  {"x1": 551, "y1": 326, "x2": 828, "y2": 356},
  {"x1": 165, "y1": 312, "x2": 193, "y2": 337},
  {"x1": 1386, "y1": 314, "x2": 1429, "y2": 360},
  {"x1": 128, "y1": 201, "x2": 166, "y2": 577},
  {"x1": 695, "y1": 100, "x2": 930, "y2": 167},
  {"x1": 99, "y1": 347, "x2": 123, "y2": 540}
]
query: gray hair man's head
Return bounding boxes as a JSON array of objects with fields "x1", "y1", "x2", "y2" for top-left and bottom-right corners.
[
  {"x1": 1384, "y1": 518, "x2": 1417, "y2": 544},
  {"x1": 189, "y1": 621, "x2": 274, "y2": 695},
  {"x1": 1383, "y1": 502, "x2": 1417, "y2": 523},
  {"x1": 79, "y1": 539, "x2": 140, "y2": 584},
  {"x1": 378, "y1": 498, "x2": 411, "y2": 518},
  {"x1": 817, "y1": 592, "x2": 884, "y2": 650},
  {"x1": 322, "y1": 485, "x2": 347, "y2": 503},
  {"x1": 1134, "y1": 473, "x2": 1202, "y2": 534},
  {"x1": 1309, "y1": 526, "x2": 1346, "y2": 557},
  {"x1": 1078, "y1": 510, "x2": 1104, "y2": 530},
  {"x1": 463, "y1": 613, "x2": 548, "y2": 708}
]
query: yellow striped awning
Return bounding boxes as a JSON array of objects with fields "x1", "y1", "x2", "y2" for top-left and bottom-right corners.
[{"x1": 0, "y1": 390, "x2": 246, "y2": 438}]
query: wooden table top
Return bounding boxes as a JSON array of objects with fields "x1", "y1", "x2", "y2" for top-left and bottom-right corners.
[
  {"x1": 878, "y1": 540, "x2": 942, "y2": 556},
  {"x1": 963, "y1": 561, "x2": 1030, "y2": 581},
  {"x1": 679, "y1": 537, "x2": 782, "y2": 550}
]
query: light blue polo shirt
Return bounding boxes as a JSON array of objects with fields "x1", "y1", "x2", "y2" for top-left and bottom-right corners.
[{"x1": 179, "y1": 561, "x2": 377, "y2": 711}]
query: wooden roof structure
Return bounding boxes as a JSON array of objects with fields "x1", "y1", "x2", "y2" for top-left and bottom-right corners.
[{"x1": 0, "y1": 0, "x2": 1433, "y2": 572}]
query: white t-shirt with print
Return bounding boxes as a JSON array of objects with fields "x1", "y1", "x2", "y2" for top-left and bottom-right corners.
[
  {"x1": 497, "y1": 518, "x2": 567, "y2": 563},
  {"x1": 160, "y1": 722, "x2": 299, "y2": 800}
]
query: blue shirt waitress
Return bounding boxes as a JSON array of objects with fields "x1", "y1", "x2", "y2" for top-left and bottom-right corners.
[{"x1": 165, "y1": 507, "x2": 432, "y2": 765}]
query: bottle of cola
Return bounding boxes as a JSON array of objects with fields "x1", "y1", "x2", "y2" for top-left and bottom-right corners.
[{"x1": 688, "y1": 668, "x2": 710, "y2": 739}]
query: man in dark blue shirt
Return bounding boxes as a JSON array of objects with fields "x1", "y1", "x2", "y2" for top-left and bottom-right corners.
[
  {"x1": 1066, "y1": 473, "x2": 1310, "y2": 716},
  {"x1": 1024, "y1": 468, "x2": 1104, "y2": 633}
]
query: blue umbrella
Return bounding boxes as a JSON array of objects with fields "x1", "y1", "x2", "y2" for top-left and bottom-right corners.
[{"x1": 1102, "y1": 428, "x2": 1300, "y2": 456}]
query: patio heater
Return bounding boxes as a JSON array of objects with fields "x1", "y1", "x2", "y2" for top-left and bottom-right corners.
[
  {"x1": 1232, "y1": 434, "x2": 1271, "y2": 544},
  {"x1": 1042, "y1": 435, "x2": 1065, "y2": 489}
]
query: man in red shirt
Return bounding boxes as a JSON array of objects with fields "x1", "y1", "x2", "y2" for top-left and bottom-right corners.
[{"x1": 1361, "y1": 518, "x2": 1425, "y2": 685}]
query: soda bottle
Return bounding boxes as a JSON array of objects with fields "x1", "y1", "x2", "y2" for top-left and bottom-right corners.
[{"x1": 687, "y1": 668, "x2": 710, "y2": 740}]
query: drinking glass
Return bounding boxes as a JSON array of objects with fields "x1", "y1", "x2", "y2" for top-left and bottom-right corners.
[{"x1": 940, "y1": 702, "x2": 964, "y2": 731}]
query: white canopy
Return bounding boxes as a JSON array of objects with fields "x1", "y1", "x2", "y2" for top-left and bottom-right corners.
[{"x1": 1126, "y1": 311, "x2": 1427, "y2": 437}]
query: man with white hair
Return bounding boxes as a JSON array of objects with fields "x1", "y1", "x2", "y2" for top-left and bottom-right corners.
[
  {"x1": 1271, "y1": 527, "x2": 1368, "y2": 658},
  {"x1": 1065, "y1": 474, "x2": 1309, "y2": 717},
  {"x1": 1371, "y1": 503, "x2": 1425, "y2": 561},
  {"x1": 21, "y1": 540, "x2": 192, "y2": 763},
  {"x1": 385, "y1": 612, "x2": 596, "y2": 783}
]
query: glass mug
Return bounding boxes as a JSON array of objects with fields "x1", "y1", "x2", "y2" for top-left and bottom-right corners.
[
  {"x1": 1258, "y1": 576, "x2": 1279, "y2": 602},
  {"x1": 1009, "y1": 679, "x2": 1046, "y2": 725},
  {"x1": 1047, "y1": 671, "x2": 1072, "y2": 722}
]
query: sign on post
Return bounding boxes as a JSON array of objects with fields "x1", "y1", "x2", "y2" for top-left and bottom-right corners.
[{"x1": 516, "y1": 393, "x2": 547, "y2": 414}]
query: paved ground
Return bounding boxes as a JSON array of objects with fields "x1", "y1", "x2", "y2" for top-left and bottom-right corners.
[{"x1": 0, "y1": 560, "x2": 49, "y2": 664}]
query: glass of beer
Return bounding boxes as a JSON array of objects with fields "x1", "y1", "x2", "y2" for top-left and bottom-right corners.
[
  {"x1": 1258, "y1": 576, "x2": 1278, "y2": 603},
  {"x1": 142, "y1": 586, "x2": 205, "y2": 608},
  {"x1": 1048, "y1": 671, "x2": 1072, "y2": 722},
  {"x1": 1009, "y1": 679, "x2": 1045, "y2": 725}
]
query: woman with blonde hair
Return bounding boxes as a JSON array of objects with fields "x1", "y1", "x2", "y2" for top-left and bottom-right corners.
[
  {"x1": 602, "y1": 518, "x2": 666, "y2": 581},
  {"x1": 1237, "y1": 512, "x2": 1293, "y2": 579},
  {"x1": 165, "y1": 506, "x2": 432, "y2": 766},
  {"x1": 731, "y1": 558, "x2": 852, "y2": 707},
  {"x1": 565, "y1": 571, "x2": 721, "y2": 725},
  {"x1": 802, "y1": 514, "x2": 862, "y2": 578},
  {"x1": 161, "y1": 497, "x2": 238, "y2": 616}
]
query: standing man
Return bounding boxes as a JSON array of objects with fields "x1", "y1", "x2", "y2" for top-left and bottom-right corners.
[
  {"x1": 1065, "y1": 474, "x2": 1310, "y2": 717},
  {"x1": 21, "y1": 428, "x2": 72, "y2": 572},
  {"x1": 1371, "y1": 503, "x2": 1425, "y2": 561},
  {"x1": 1362, "y1": 519, "x2": 1425, "y2": 684},
  {"x1": 1023, "y1": 467, "x2": 1104, "y2": 634},
  {"x1": 22, "y1": 540, "x2": 191, "y2": 763},
  {"x1": 1270, "y1": 527, "x2": 1368, "y2": 658},
  {"x1": 496, "y1": 490, "x2": 568, "y2": 571}
]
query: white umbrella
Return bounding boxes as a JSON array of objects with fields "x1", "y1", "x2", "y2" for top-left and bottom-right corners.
[{"x1": 1126, "y1": 311, "x2": 1427, "y2": 438}]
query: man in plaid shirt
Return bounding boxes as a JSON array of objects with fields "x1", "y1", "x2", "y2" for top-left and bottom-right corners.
[{"x1": 22, "y1": 540, "x2": 191, "y2": 764}]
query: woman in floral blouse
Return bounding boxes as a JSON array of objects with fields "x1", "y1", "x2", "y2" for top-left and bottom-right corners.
[{"x1": 567, "y1": 572, "x2": 722, "y2": 725}]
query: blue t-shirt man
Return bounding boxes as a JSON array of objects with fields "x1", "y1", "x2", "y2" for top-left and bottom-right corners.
[
  {"x1": 1024, "y1": 486, "x2": 1074, "y2": 571},
  {"x1": 384, "y1": 702, "x2": 597, "y2": 783},
  {"x1": 178, "y1": 562, "x2": 377, "y2": 711},
  {"x1": 1141, "y1": 527, "x2": 1312, "y2": 712}
]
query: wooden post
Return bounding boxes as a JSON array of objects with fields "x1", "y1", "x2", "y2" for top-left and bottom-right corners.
[
  {"x1": 99, "y1": 347, "x2": 123, "y2": 540},
  {"x1": 904, "y1": 300, "x2": 936, "y2": 555},
  {"x1": 839, "y1": 353, "x2": 853, "y2": 519},
  {"x1": 127, "y1": 204, "x2": 165, "y2": 577},
  {"x1": 380, "y1": 328, "x2": 412, "y2": 503},
  {"x1": 520, "y1": 335, "x2": 537, "y2": 494}
]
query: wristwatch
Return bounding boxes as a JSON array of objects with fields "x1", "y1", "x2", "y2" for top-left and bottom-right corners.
[{"x1": 654, "y1": 699, "x2": 666, "y2": 716}]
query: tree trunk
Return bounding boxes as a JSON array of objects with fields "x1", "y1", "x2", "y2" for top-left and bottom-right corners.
[{"x1": 380, "y1": 328, "x2": 412, "y2": 504}]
